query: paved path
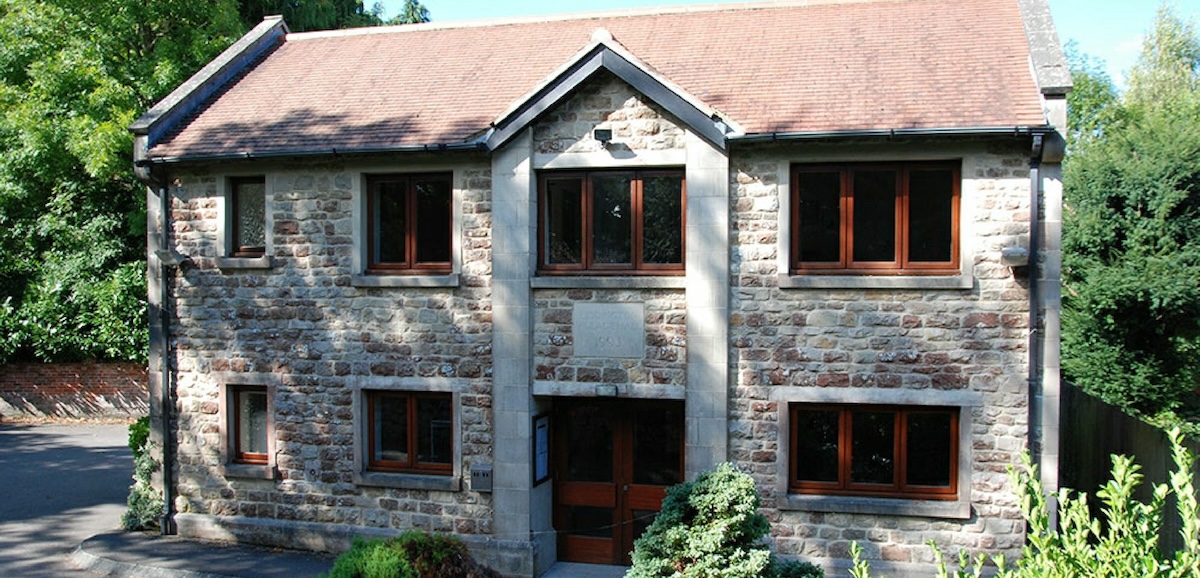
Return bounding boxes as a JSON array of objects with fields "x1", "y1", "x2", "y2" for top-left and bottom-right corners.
[{"x1": 0, "y1": 422, "x2": 132, "y2": 577}]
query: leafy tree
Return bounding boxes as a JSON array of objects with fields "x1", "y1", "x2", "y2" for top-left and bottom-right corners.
[
  {"x1": 1061, "y1": 6, "x2": 1200, "y2": 429},
  {"x1": 0, "y1": 0, "x2": 245, "y2": 362},
  {"x1": 238, "y1": 0, "x2": 429, "y2": 32}
]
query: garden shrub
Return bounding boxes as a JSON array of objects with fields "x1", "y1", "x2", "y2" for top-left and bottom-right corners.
[
  {"x1": 850, "y1": 428, "x2": 1200, "y2": 578},
  {"x1": 121, "y1": 415, "x2": 163, "y2": 530},
  {"x1": 627, "y1": 462, "x2": 823, "y2": 578},
  {"x1": 321, "y1": 531, "x2": 500, "y2": 578}
]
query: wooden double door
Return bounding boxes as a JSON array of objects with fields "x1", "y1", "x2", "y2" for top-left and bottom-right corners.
[{"x1": 553, "y1": 399, "x2": 684, "y2": 565}]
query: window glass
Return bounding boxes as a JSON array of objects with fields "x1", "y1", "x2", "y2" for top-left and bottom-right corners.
[
  {"x1": 414, "y1": 179, "x2": 452, "y2": 264},
  {"x1": 793, "y1": 408, "x2": 840, "y2": 483},
  {"x1": 545, "y1": 178, "x2": 584, "y2": 265},
  {"x1": 907, "y1": 169, "x2": 955, "y2": 262},
  {"x1": 416, "y1": 396, "x2": 452, "y2": 465},
  {"x1": 797, "y1": 171, "x2": 842, "y2": 263},
  {"x1": 905, "y1": 412, "x2": 954, "y2": 487},
  {"x1": 232, "y1": 178, "x2": 266, "y2": 257},
  {"x1": 374, "y1": 180, "x2": 408, "y2": 265},
  {"x1": 374, "y1": 394, "x2": 409, "y2": 464},
  {"x1": 592, "y1": 174, "x2": 633, "y2": 265},
  {"x1": 367, "y1": 391, "x2": 452, "y2": 474},
  {"x1": 850, "y1": 410, "x2": 895, "y2": 485},
  {"x1": 641, "y1": 175, "x2": 683, "y2": 265},
  {"x1": 851, "y1": 170, "x2": 897, "y2": 263},
  {"x1": 233, "y1": 386, "x2": 268, "y2": 464}
]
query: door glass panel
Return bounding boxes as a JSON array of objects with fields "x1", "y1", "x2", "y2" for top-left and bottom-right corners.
[
  {"x1": 566, "y1": 405, "x2": 613, "y2": 482},
  {"x1": 591, "y1": 175, "x2": 632, "y2": 264},
  {"x1": 852, "y1": 170, "x2": 897, "y2": 262},
  {"x1": 793, "y1": 408, "x2": 840, "y2": 483},
  {"x1": 797, "y1": 171, "x2": 842, "y2": 263},
  {"x1": 906, "y1": 411, "x2": 954, "y2": 487},
  {"x1": 565, "y1": 506, "x2": 613, "y2": 538},
  {"x1": 850, "y1": 410, "x2": 895, "y2": 485},
  {"x1": 631, "y1": 509, "x2": 659, "y2": 546},
  {"x1": 633, "y1": 405, "x2": 682, "y2": 485}
]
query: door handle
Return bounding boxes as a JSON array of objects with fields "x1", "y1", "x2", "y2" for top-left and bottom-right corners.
[{"x1": 623, "y1": 484, "x2": 629, "y2": 492}]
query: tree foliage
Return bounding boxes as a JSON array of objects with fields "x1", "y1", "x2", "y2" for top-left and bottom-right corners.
[
  {"x1": 1061, "y1": 6, "x2": 1200, "y2": 429},
  {"x1": 238, "y1": 0, "x2": 429, "y2": 31},
  {"x1": 0, "y1": 0, "x2": 245, "y2": 363}
]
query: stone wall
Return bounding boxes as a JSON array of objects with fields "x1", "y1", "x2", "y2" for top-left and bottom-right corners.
[
  {"x1": 727, "y1": 141, "x2": 1033, "y2": 569},
  {"x1": 533, "y1": 71, "x2": 686, "y2": 154},
  {"x1": 165, "y1": 156, "x2": 497, "y2": 545},
  {"x1": 0, "y1": 362, "x2": 148, "y2": 419}
]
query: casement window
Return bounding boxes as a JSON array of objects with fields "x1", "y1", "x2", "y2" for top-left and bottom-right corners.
[
  {"x1": 539, "y1": 170, "x2": 685, "y2": 274},
  {"x1": 789, "y1": 404, "x2": 958, "y2": 500},
  {"x1": 366, "y1": 391, "x2": 453, "y2": 474},
  {"x1": 366, "y1": 173, "x2": 452, "y2": 274},
  {"x1": 231, "y1": 385, "x2": 269, "y2": 465},
  {"x1": 791, "y1": 162, "x2": 959, "y2": 274},
  {"x1": 230, "y1": 177, "x2": 266, "y2": 258}
]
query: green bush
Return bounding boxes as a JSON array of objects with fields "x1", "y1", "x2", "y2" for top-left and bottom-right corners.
[
  {"x1": 627, "y1": 462, "x2": 823, "y2": 578},
  {"x1": 321, "y1": 531, "x2": 500, "y2": 578},
  {"x1": 121, "y1": 416, "x2": 162, "y2": 530},
  {"x1": 850, "y1": 429, "x2": 1200, "y2": 578}
]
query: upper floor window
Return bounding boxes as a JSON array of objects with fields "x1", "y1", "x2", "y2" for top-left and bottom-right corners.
[
  {"x1": 366, "y1": 173, "x2": 452, "y2": 274},
  {"x1": 791, "y1": 162, "x2": 959, "y2": 274},
  {"x1": 366, "y1": 391, "x2": 453, "y2": 475},
  {"x1": 230, "y1": 177, "x2": 266, "y2": 258},
  {"x1": 539, "y1": 170, "x2": 684, "y2": 274},
  {"x1": 789, "y1": 404, "x2": 958, "y2": 500}
]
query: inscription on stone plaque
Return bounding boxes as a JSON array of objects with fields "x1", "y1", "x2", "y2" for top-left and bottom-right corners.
[{"x1": 574, "y1": 303, "x2": 644, "y2": 358}]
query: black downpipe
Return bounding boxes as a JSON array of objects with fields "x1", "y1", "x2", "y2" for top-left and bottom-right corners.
[
  {"x1": 1028, "y1": 135, "x2": 1052, "y2": 531},
  {"x1": 157, "y1": 181, "x2": 178, "y2": 535}
]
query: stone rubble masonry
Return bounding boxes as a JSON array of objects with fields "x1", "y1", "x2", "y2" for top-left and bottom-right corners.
[
  {"x1": 166, "y1": 158, "x2": 495, "y2": 545},
  {"x1": 533, "y1": 71, "x2": 687, "y2": 154},
  {"x1": 728, "y1": 141, "x2": 1034, "y2": 567},
  {"x1": 0, "y1": 362, "x2": 148, "y2": 419}
]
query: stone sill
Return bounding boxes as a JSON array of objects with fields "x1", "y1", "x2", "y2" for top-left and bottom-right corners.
[
  {"x1": 531, "y1": 276, "x2": 687, "y2": 290},
  {"x1": 216, "y1": 256, "x2": 273, "y2": 270},
  {"x1": 221, "y1": 463, "x2": 276, "y2": 480},
  {"x1": 350, "y1": 274, "x2": 460, "y2": 288},
  {"x1": 777, "y1": 273, "x2": 973, "y2": 290},
  {"x1": 354, "y1": 471, "x2": 461, "y2": 491},
  {"x1": 780, "y1": 493, "x2": 971, "y2": 520}
]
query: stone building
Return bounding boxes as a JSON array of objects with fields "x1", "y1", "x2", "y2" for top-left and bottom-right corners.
[{"x1": 131, "y1": 1, "x2": 1071, "y2": 576}]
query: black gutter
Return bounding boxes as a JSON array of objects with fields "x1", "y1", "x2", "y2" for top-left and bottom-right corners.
[
  {"x1": 137, "y1": 141, "x2": 489, "y2": 166},
  {"x1": 729, "y1": 125, "x2": 1056, "y2": 142}
]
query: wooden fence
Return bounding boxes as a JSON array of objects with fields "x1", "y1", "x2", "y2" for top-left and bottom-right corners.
[{"x1": 1061, "y1": 382, "x2": 1200, "y2": 554}]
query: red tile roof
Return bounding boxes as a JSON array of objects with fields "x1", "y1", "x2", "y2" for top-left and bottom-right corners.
[{"x1": 147, "y1": 0, "x2": 1049, "y2": 160}]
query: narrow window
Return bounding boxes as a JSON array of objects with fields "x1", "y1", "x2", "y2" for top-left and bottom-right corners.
[
  {"x1": 791, "y1": 162, "x2": 959, "y2": 274},
  {"x1": 366, "y1": 391, "x2": 453, "y2": 474},
  {"x1": 366, "y1": 174, "x2": 452, "y2": 274},
  {"x1": 230, "y1": 177, "x2": 266, "y2": 258},
  {"x1": 539, "y1": 170, "x2": 684, "y2": 274},
  {"x1": 790, "y1": 404, "x2": 958, "y2": 500},
  {"x1": 231, "y1": 385, "x2": 269, "y2": 464}
]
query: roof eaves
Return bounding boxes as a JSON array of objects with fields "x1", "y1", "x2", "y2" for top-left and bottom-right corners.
[
  {"x1": 730, "y1": 125, "x2": 1057, "y2": 143},
  {"x1": 130, "y1": 16, "x2": 289, "y2": 147},
  {"x1": 486, "y1": 29, "x2": 737, "y2": 151}
]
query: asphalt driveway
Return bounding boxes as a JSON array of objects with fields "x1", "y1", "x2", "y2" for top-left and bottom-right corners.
[{"x1": 0, "y1": 422, "x2": 132, "y2": 577}]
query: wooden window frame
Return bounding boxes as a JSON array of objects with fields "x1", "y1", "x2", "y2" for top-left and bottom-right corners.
[
  {"x1": 790, "y1": 162, "x2": 960, "y2": 275},
  {"x1": 788, "y1": 404, "x2": 959, "y2": 500},
  {"x1": 537, "y1": 170, "x2": 686, "y2": 275},
  {"x1": 366, "y1": 173, "x2": 453, "y2": 275},
  {"x1": 365, "y1": 390, "x2": 453, "y2": 475},
  {"x1": 231, "y1": 385, "x2": 269, "y2": 465},
  {"x1": 230, "y1": 176, "x2": 266, "y2": 258}
]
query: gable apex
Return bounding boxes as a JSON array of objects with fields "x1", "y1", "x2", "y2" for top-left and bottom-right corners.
[{"x1": 485, "y1": 31, "x2": 737, "y2": 152}]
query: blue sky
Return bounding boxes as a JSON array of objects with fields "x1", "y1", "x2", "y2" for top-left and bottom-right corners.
[{"x1": 376, "y1": 0, "x2": 1200, "y2": 88}]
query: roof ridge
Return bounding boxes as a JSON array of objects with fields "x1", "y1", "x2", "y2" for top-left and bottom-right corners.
[{"x1": 286, "y1": 0, "x2": 919, "y2": 41}]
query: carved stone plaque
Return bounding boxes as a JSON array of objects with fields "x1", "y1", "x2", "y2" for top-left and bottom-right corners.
[{"x1": 574, "y1": 303, "x2": 644, "y2": 358}]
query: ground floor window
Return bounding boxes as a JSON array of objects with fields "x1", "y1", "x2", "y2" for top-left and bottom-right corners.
[
  {"x1": 231, "y1": 385, "x2": 269, "y2": 464},
  {"x1": 366, "y1": 391, "x2": 453, "y2": 474},
  {"x1": 789, "y1": 404, "x2": 958, "y2": 500}
]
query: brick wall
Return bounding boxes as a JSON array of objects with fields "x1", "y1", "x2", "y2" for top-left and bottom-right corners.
[{"x1": 0, "y1": 362, "x2": 148, "y2": 419}]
